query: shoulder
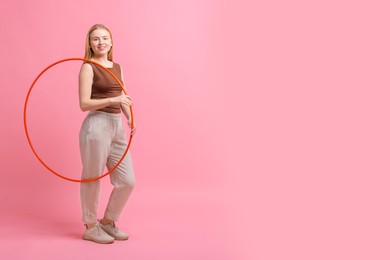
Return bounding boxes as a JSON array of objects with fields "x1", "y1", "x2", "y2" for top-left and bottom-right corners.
[
  {"x1": 113, "y1": 62, "x2": 121, "y2": 69},
  {"x1": 81, "y1": 62, "x2": 93, "y2": 71},
  {"x1": 79, "y1": 62, "x2": 94, "y2": 77},
  {"x1": 112, "y1": 62, "x2": 123, "y2": 76}
]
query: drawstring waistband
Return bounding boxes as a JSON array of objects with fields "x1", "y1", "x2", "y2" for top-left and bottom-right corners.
[{"x1": 88, "y1": 110, "x2": 121, "y2": 120}]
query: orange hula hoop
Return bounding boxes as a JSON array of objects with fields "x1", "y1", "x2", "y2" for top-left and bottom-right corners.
[{"x1": 23, "y1": 58, "x2": 134, "y2": 183}]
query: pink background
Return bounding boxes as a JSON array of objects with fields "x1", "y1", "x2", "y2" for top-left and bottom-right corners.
[{"x1": 1, "y1": 0, "x2": 390, "y2": 259}]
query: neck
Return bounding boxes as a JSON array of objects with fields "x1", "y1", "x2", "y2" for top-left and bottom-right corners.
[{"x1": 91, "y1": 55, "x2": 109, "y2": 64}]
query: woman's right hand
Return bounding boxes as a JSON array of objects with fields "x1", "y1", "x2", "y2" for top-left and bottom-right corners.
[{"x1": 112, "y1": 95, "x2": 132, "y2": 106}]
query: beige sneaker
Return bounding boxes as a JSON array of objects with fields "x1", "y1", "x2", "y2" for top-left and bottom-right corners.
[
  {"x1": 82, "y1": 223, "x2": 115, "y2": 244},
  {"x1": 99, "y1": 221, "x2": 129, "y2": 240}
]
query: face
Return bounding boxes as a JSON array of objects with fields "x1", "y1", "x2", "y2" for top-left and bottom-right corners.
[{"x1": 89, "y1": 28, "x2": 112, "y2": 57}]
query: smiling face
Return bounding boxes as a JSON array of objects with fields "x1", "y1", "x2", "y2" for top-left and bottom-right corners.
[{"x1": 89, "y1": 28, "x2": 112, "y2": 58}]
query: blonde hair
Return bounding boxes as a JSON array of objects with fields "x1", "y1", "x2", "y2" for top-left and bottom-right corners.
[{"x1": 84, "y1": 24, "x2": 114, "y2": 61}]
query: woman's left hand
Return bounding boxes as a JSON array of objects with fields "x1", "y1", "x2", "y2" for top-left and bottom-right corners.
[{"x1": 128, "y1": 120, "x2": 136, "y2": 136}]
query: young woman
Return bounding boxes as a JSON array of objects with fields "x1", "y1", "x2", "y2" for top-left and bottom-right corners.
[{"x1": 78, "y1": 24, "x2": 136, "y2": 244}]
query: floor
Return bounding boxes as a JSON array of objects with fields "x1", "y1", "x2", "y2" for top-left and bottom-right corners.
[{"x1": 0, "y1": 186, "x2": 240, "y2": 260}]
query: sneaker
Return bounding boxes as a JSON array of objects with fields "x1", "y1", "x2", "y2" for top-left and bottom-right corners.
[
  {"x1": 99, "y1": 221, "x2": 129, "y2": 240},
  {"x1": 82, "y1": 223, "x2": 115, "y2": 244}
]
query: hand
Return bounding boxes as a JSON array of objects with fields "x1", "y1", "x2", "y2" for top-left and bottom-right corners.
[
  {"x1": 112, "y1": 95, "x2": 132, "y2": 107},
  {"x1": 128, "y1": 120, "x2": 136, "y2": 136},
  {"x1": 131, "y1": 127, "x2": 137, "y2": 136}
]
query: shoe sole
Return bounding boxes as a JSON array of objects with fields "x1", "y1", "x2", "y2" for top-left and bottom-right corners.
[
  {"x1": 82, "y1": 236, "x2": 114, "y2": 244},
  {"x1": 113, "y1": 236, "x2": 129, "y2": 241}
]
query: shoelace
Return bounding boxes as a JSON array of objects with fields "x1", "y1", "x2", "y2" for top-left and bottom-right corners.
[
  {"x1": 112, "y1": 222, "x2": 119, "y2": 232},
  {"x1": 94, "y1": 224, "x2": 106, "y2": 236},
  {"x1": 99, "y1": 221, "x2": 119, "y2": 233}
]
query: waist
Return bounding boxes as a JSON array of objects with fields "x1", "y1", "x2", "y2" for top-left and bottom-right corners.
[{"x1": 88, "y1": 110, "x2": 121, "y2": 120}]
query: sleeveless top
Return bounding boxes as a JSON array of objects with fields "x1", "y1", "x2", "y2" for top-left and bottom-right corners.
[{"x1": 89, "y1": 62, "x2": 123, "y2": 114}]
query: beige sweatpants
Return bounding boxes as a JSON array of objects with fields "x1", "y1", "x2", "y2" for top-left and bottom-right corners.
[{"x1": 79, "y1": 110, "x2": 135, "y2": 224}]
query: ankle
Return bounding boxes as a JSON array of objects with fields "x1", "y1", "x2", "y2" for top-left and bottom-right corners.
[
  {"x1": 85, "y1": 223, "x2": 96, "y2": 229},
  {"x1": 100, "y1": 218, "x2": 113, "y2": 225}
]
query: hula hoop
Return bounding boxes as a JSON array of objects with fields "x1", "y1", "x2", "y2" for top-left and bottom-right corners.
[{"x1": 23, "y1": 58, "x2": 134, "y2": 183}]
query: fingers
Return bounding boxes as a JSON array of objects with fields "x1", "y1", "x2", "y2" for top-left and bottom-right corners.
[
  {"x1": 130, "y1": 127, "x2": 137, "y2": 136},
  {"x1": 121, "y1": 95, "x2": 133, "y2": 106}
]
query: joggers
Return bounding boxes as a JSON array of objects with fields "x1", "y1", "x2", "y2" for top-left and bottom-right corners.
[{"x1": 79, "y1": 110, "x2": 135, "y2": 224}]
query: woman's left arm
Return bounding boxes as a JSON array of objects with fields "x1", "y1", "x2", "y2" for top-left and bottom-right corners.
[{"x1": 120, "y1": 66, "x2": 136, "y2": 135}]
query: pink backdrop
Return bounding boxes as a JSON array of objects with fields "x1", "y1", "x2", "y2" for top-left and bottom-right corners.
[{"x1": 1, "y1": 0, "x2": 390, "y2": 259}]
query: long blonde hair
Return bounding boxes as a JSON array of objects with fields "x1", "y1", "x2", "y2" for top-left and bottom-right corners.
[{"x1": 84, "y1": 24, "x2": 114, "y2": 61}]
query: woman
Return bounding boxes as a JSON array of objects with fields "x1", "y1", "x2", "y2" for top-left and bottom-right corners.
[{"x1": 78, "y1": 24, "x2": 136, "y2": 244}]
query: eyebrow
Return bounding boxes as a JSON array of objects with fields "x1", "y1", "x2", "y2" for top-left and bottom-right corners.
[{"x1": 91, "y1": 36, "x2": 109, "y2": 38}]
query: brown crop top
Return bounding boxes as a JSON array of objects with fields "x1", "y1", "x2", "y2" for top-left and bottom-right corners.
[{"x1": 89, "y1": 62, "x2": 123, "y2": 114}]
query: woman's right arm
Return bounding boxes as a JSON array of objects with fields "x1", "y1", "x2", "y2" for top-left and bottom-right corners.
[{"x1": 78, "y1": 63, "x2": 132, "y2": 111}]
